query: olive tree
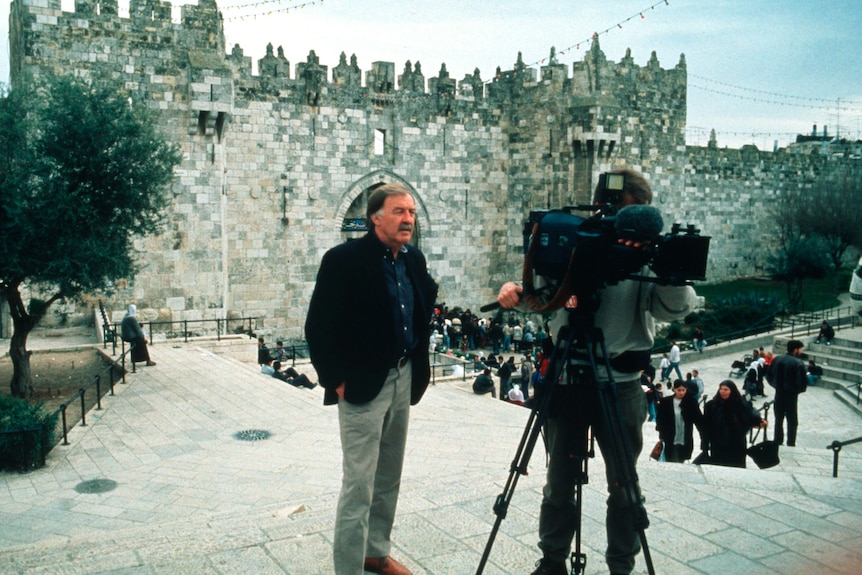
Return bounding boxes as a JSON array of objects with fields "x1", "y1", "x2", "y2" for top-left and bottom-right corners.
[
  {"x1": 0, "y1": 75, "x2": 181, "y2": 398},
  {"x1": 766, "y1": 190, "x2": 834, "y2": 311},
  {"x1": 795, "y1": 172, "x2": 862, "y2": 269}
]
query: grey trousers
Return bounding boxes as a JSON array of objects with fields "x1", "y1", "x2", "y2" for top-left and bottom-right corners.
[
  {"x1": 333, "y1": 361, "x2": 412, "y2": 575},
  {"x1": 538, "y1": 378, "x2": 647, "y2": 575}
]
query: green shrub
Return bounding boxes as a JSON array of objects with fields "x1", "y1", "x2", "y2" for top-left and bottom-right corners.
[
  {"x1": 0, "y1": 395, "x2": 58, "y2": 472},
  {"x1": 655, "y1": 291, "x2": 781, "y2": 351}
]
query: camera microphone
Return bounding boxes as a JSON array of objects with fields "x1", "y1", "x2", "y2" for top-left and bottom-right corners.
[{"x1": 613, "y1": 205, "x2": 664, "y2": 243}]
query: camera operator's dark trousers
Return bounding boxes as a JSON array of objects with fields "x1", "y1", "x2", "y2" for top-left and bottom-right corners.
[{"x1": 538, "y1": 377, "x2": 647, "y2": 575}]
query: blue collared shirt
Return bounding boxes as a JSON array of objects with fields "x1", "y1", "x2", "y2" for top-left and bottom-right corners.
[{"x1": 380, "y1": 241, "x2": 416, "y2": 358}]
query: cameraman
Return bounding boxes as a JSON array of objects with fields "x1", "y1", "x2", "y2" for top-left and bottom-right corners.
[{"x1": 496, "y1": 168, "x2": 697, "y2": 575}]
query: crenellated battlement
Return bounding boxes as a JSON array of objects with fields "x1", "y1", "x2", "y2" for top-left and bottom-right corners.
[
  {"x1": 9, "y1": 0, "x2": 685, "y2": 132},
  {"x1": 8, "y1": 0, "x2": 857, "y2": 337}
]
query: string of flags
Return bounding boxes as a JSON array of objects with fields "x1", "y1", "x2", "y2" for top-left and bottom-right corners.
[
  {"x1": 220, "y1": 0, "x2": 666, "y2": 65},
  {"x1": 222, "y1": 0, "x2": 323, "y2": 22},
  {"x1": 690, "y1": 74, "x2": 862, "y2": 114},
  {"x1": 686, "y1": 125, "x2": 800, "y2": 142},
  {"x1": 528, "y1": 0, "x2": 671, "y2": 68}
]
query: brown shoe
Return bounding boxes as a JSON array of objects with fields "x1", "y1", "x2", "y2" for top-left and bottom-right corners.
[
  {"x1": 146, "y1": 361, "x2": 157, "y2": 366},
  {"x1": 363, "y1": 556, "x2": 412, "y2": 575}
]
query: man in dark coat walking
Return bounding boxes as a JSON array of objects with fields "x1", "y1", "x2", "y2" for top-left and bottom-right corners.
[{"x1": 766, "y1": 339, "x2": 807, "y2": 447}]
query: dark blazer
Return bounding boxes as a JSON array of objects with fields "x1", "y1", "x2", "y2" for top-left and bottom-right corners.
[
  {"x1": 655, "y1": 394, "x2": 704, "y2": 461},
  {"x1": 766, "y1": 353, "x2": 807, "y2": 396},
  {"x1": 305, "y1": 231, "x2": 438, "y2": 406}
]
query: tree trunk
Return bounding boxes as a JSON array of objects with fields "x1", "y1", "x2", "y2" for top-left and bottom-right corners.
[
  {"x1": 787, "y1": 279, "x2": 804, "y2": 312},
  {"x1": 3, "y1": 281, "x2": 52, "y2": 399},
  {"x1": 9, "y1": 328, "x2": 33, "y2": 398}
]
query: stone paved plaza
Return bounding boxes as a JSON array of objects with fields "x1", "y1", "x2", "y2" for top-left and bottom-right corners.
[{"x1": 1, "y1": 330, "x2": 862, "y2": 574}]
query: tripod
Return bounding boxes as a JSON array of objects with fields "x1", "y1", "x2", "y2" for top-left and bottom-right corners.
[{"x1": 475, "y1": 303, "x2": 656, "y2": 575}]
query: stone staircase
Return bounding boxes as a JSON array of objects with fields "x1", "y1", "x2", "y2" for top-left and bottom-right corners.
[{"x1": 775, "y1": 328, "x2": 862, "y2": 417}]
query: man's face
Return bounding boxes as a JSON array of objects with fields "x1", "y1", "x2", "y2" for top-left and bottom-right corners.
[
  {"x1": 674, "y1": 386, "x2": 687, "y2": 399},
  {"x1": 792, "y1": 346, "x2": 804, "y2": 357},
  {"x1": 371, "y1": 193, "x2": 415, "y2": 252}
]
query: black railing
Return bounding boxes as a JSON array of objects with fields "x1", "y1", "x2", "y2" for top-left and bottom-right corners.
[
  {"x1": 780, "y1": 306, "x2": 859, "y2": 338},
  {"x1": 140, "y1": 317, "x2": 260, "y2": 343},
  {"x1": 430, "y1": 349, "x2": 472, "y2": 385},
  {"x1": 655, "y1": 305, "x2": 859, "y2": 355},
  {"x1": 827, "y1": 436, "x2": 862, "y2": 478},
  {"x1": 50, "y1": 346, "x2": 132, "y2": 447},
  {"x1": 264, "y1": 342, "x2": 310, "y2": 368},
  {"x1": 747, "y1": 401, "x2": 773, "y2": 445},
  {"x1": 2, "y1": 345, "x2": 132, "y2": 470},
  {"x1": 99, "y1": 300, "x2": 117, "y2": 350}
]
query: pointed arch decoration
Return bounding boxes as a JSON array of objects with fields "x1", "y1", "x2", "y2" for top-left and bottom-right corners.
[{"x1": 336, "y1": 169, "x2": 432, "y2": 246}]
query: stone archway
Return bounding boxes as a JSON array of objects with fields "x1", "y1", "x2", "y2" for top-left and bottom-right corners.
[{"x1": 336, "y1": 170, "x2": 431, "y2": 246}]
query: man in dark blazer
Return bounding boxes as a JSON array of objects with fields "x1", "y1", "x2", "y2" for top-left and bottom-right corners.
[{"x1": 305, "y1": 183, "x2": 438, "y2": 575}]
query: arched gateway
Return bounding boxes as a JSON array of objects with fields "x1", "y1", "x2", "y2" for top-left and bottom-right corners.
[{"x1": 336, "y1": 170, "x2": 430, "y2": 246}]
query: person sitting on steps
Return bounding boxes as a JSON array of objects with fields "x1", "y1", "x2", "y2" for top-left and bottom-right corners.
[{"x1": 815, "y1": 321, "x2": 834, "y2": 346}]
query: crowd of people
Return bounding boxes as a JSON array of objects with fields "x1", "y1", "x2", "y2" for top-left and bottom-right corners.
[
  {"x1": 469, "y1": 348, "x2": 550, "y2": 406},
  {"x1": 428, "y1": 306, "x2": 548, "y2": 357},
  {"x1": 462, "y1": 327, "x2": 793, "y2": 473}
]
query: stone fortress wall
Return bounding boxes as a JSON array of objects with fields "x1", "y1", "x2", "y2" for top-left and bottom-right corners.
[{"x1": 8, "y1": 0, "x2": 860, "y2": 339}]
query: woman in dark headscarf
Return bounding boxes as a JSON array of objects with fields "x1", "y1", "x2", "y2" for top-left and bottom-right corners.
[
  {"x1": 702, "y1": 379, "x2": 765, "y2": 467},
  {"x1": 120, "y1": 304, "x2": 156, "y2": 366}
]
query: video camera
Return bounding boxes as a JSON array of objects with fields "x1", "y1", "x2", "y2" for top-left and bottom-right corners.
[{"x1": 521, "y1": 174, "x2": 710, "y2": 312}]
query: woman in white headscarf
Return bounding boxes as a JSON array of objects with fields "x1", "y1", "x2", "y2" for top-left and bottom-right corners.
[{"x1": 120, "y1": 304, "x2": 156, "y2": 366}]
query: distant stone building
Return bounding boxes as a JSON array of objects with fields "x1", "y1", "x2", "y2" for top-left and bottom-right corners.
[{"x1": 6, "y1": 0, "x2": 860, "y2": 339}]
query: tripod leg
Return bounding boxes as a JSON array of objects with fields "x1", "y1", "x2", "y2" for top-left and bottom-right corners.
[
  {"x1": 570, "y1": 434, "x2": 595, "y2": 575},
  {"x1": 475, "y1": 326, "x2": 576, "y2": 575}
]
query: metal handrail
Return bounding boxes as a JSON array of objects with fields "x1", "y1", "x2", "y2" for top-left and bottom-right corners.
[
  {"x1": 5, "y1": 313, "x2": 263, "y2": 469},
  {"x1": 783, "y1": 306, "x2": 858, "y2": 338},
  {"x1": 2, "y1": 346, "x2": 133, "y2": 470},
  {"x1": 49, "y1": 346, "x2": 132, "y2": 447},
  {"x1": 141, "y1": 317, "x2": 260, "y2": 343},
  {"x1": 749, "y1": 401, "x2": 773, "y2": 444},
  {"x1": 655, "y1": 305, "x2": 859, "y2": 354},
  {"x1": 654, "y1": 314, "x2": 777, "y2": 353},
  {"x1": 430, "y1": 349, "x2": 471, "y2": 385},
  {"x1": 827, "y1": 436, "x2": 862, "y2": 478},
  {"x1": 99, "y1": 300, "x2": 117, "y2": 350}
]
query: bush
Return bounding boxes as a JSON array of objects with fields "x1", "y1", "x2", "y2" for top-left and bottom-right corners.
[
  {"x1": 655, "y1": 291, "x2": 781, "y2": 351},
  {"x1": 0, "y1": 395, "x2": 58, "y2": 472}
]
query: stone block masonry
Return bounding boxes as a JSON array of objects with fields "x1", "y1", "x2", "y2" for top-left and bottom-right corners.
[{"x1": 8, "y1": 0, "x2": 859, "y2": 337}]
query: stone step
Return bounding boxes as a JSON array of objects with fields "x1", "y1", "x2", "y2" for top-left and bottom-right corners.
[
  {"x1": 0, "y1": 498, "x2": 334, "y2": 574},
  {"x1": 833, "y1": 387, "x2": 862, "y2": 418},
  {"x1": 806, "y1": 342, "x2": 862, "y2": 362}
]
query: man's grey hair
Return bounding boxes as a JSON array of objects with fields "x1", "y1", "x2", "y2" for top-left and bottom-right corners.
[{"x1": 366, "y1": 182, "x2": 412, "y2": 222}]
